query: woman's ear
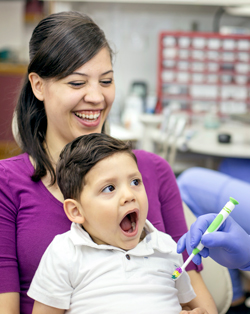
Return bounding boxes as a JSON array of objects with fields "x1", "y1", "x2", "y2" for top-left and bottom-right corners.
[
  {"x1": 28, "y1": 72, "x2": 45, "y2": 101},
  {"x1": 64, "y1": 199, "x2": 85, "y2": 224}
]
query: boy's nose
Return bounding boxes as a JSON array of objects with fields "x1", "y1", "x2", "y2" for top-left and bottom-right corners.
[{"x1": 120, "y1": 188, "x2": 136, "y2": 205}]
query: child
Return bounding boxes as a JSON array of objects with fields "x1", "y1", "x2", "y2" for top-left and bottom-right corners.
[{"x1": 27, "y1": 133, "x2": 202, "y2": 314}]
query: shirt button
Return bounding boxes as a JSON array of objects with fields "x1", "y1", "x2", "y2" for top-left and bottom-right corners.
[{"x1": 126, "y1": 254, "x2": 130, "y2": 260}]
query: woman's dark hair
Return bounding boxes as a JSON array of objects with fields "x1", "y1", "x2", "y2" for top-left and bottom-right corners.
[
  {"x1": 15, "y1": 11, "x2": 113, "y2": 184},
  {"x1": 56, "y1": 133, "x2": 137, "y2": 201}
]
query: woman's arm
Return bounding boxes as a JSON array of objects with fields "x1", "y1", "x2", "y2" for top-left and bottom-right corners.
[
  {"x1": 0, "y1": 164, "x2": 20, "y2": 313},
  {"x1": 186, "y1": 270, "x2": 217, "y2": 314},
  {"x1": 32, "y1": 301, "x2": 65, "y2": 314},
  {"x1": 0, "y1": 292, "x2": 20, "y2": 314}
]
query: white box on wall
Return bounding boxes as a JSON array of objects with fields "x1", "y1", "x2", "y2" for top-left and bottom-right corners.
[{"x1": 0, "y1": 1, "x2": 24, "y2": 51}]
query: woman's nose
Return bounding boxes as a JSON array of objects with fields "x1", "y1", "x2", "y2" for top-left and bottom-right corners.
[{"x1": 84, "y1": 85, "x2": 104, "y2": 104}]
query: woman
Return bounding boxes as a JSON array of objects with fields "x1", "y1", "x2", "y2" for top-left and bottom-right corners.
[{"x1": 0, "y1": 11, "x2": 216, "y2": 314}]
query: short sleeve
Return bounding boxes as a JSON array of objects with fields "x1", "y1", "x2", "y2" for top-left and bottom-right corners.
[
  {"x1": 175, "y1": 254, "x2": 196, "y2": 304},
  {"x1": 0, "y1": 164, "x2": 20, "y2": 293},
  {"x1": 27, "y1": 235, "x2": 73, "y2": 310},
  {"x1": 176, "y1": 271, "x2": 196, "y2": 304}
]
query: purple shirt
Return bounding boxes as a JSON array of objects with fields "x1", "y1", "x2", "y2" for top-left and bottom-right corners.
[{"x1": 0, "y1": 151, "x2": 202, "y2": 314}]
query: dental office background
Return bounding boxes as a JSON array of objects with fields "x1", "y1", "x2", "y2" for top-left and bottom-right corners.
[{"x1": 1, "y1": 1, "x2": 250, "y2": 164}]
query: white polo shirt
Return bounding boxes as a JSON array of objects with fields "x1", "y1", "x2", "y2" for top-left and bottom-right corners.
[{"x1": 28, "y1": 220, "x2": 196, "y2": 314}]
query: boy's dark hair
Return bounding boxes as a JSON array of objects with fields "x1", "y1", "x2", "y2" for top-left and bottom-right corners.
[
  {"x1": 15, "y1": 11, "x2": 113, "y2": 185},
  {"x1": 56, "y1": 133, "x2": 137, "y2": 200}
]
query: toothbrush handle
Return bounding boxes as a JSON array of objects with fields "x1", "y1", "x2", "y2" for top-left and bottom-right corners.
[{"x1": 192, "y1": 199, "x2": 236, "y2": 255}]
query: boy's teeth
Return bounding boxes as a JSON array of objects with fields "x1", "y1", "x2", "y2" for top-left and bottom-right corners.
[{"x1": 131, "y1": 222, "x2": 136, "y2": 231}]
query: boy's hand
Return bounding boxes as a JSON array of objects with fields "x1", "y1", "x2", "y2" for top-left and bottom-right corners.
[{"x1": 180, "y1": 308, "x2": 208, "y2": 314}]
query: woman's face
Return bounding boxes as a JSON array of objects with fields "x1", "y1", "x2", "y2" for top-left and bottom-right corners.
[{"x1": 40, "y1": 47, "x2": 115, "y2": 154}]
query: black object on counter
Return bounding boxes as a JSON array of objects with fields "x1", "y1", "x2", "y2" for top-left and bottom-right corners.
[{"x1": 218, "y1": 133, "x2": 231, "y2": 143}]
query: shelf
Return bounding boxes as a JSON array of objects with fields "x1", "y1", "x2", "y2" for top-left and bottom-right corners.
[
  {"x1": 162, "y1": 58, "x2": 250, "y2": 65},
  {"x1": 161, "y1": 94, "x2": 250, "y2": 103},
  {"x1": 162, "y1": 81, "x2": 250, "y2": 86},
  {"x1": 156, "y1": 31, "x2": 250, "y2": 115},
  {"x1": 0, "y1": 141, "x2": 21, "y2": 160},
  {"x1": 0, "y1": 63, "x2": 27, "y2": 75}
]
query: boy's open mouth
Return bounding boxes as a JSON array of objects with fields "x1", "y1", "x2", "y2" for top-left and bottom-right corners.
[{"x1": 120, "y1": 211, "x2": 138, "y2": 234}]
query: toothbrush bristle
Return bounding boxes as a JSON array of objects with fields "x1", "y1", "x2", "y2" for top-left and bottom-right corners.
[{"x1": 172, "y1": 267, "x2": 183, "y2": 280}]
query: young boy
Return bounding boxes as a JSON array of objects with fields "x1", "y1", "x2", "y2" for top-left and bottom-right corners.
[{"x1": 27, "y1": 133, "x2": 202, "y2": 314}]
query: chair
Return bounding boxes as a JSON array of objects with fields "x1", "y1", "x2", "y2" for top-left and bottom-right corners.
[{"x1": 182, "y1": 201, "x2": 233, "y2": 314}]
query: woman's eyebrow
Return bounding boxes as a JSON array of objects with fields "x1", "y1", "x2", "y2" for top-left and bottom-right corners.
[{"x1": 71, "y1": 70, "x2": 114, "y2": 77}]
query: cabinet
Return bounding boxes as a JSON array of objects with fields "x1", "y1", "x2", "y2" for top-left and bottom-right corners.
[
  {"x1": 156, "y1": 31, "x2": 250, "y2": 117},
  {"x1": 0, "y1": 63, "x2": 26, "y2": 158}
]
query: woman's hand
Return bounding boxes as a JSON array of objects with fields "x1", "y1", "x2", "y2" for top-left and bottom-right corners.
[{"x1": 180, "y1": 308, "x2": 208, "y2": 314}]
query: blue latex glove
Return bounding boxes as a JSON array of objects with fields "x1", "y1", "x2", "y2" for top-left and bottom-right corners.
[{"x1": 177, "y1": 214, "x2": 250, "y2": 270}]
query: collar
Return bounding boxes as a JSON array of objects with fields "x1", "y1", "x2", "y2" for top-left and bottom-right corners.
[{"x1": 69, "y1": 220, "x2": 173, "y2": 256}]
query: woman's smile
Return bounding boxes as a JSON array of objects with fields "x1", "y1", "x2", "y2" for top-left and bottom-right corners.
[{"x1": 74, "y1": 110, "x2": 102, "y2": 127}]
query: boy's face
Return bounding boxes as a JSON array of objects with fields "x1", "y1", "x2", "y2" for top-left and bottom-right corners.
[{"x1": 77, "y1": 152, "x2": 148, "y2": 251}]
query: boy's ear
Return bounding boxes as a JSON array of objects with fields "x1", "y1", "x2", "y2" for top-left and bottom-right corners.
[
  {"x1": 28, "y1": 72, "x2": 45, "y2": 101},
  {"x1": 64, "y1": 199, "x2": 85, "y2": 224}
]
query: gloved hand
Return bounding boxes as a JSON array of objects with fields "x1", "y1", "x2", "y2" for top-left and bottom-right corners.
[{"x1": 177, "y1": 214, "x2": 250, "y2": 270}]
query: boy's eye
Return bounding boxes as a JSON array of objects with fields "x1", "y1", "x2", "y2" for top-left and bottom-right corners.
[
  {"x1": 131, "y1": 179, "x2": 141, "y2": 186},
  {"x1": 102, "y1": 185, "x2": 115, "y2": 193}
]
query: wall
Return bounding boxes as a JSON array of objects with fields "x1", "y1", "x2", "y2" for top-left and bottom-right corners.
[{"x1": 0, "y1": 1, "x2": 24, "y2": 52}]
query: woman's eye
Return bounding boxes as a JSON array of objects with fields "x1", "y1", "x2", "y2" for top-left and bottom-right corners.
[
  {"x1": 102, "y1": 185, "x2": 115, "y2": 193},
  {"x1": 68, "y1": 82, "x2": 85, "y2": 87},
  {"x1": 131, "y1": 179, "x2": 141, "y2": 186},
  {"x1": 101, "y1": 79, "x2": 113, "y2": 85}
]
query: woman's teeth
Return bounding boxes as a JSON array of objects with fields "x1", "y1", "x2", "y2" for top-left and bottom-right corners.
[{"x1": 75, "y1": 112, "x2": 100, "y2": 120}]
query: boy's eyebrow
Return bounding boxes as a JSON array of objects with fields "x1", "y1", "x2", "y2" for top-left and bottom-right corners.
[
  {"x1": 128, "y1": 171, "x2": 141, "y2": 178},
  {"x1": 70, "y1": 70, "x2": 114, "y2": 77},
  {"x1": 95, "y1": 171, "x2": 142, "y2": 185}
]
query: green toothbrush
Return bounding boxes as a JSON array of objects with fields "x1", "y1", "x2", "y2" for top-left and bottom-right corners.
[{"x1": 172, "y1": 197, "x2": 239, "y2": 280}]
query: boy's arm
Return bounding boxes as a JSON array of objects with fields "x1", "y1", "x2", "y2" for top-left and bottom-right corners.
[
  {"x1": 180, "y1": 297, "x2": 209, "y2": 313},
  {"x1": 182, "y1": 270, "x2": 218, "y2": 314},
  {"x1": 32, "y1": 301, "x2": 65, "y2": 314}
]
